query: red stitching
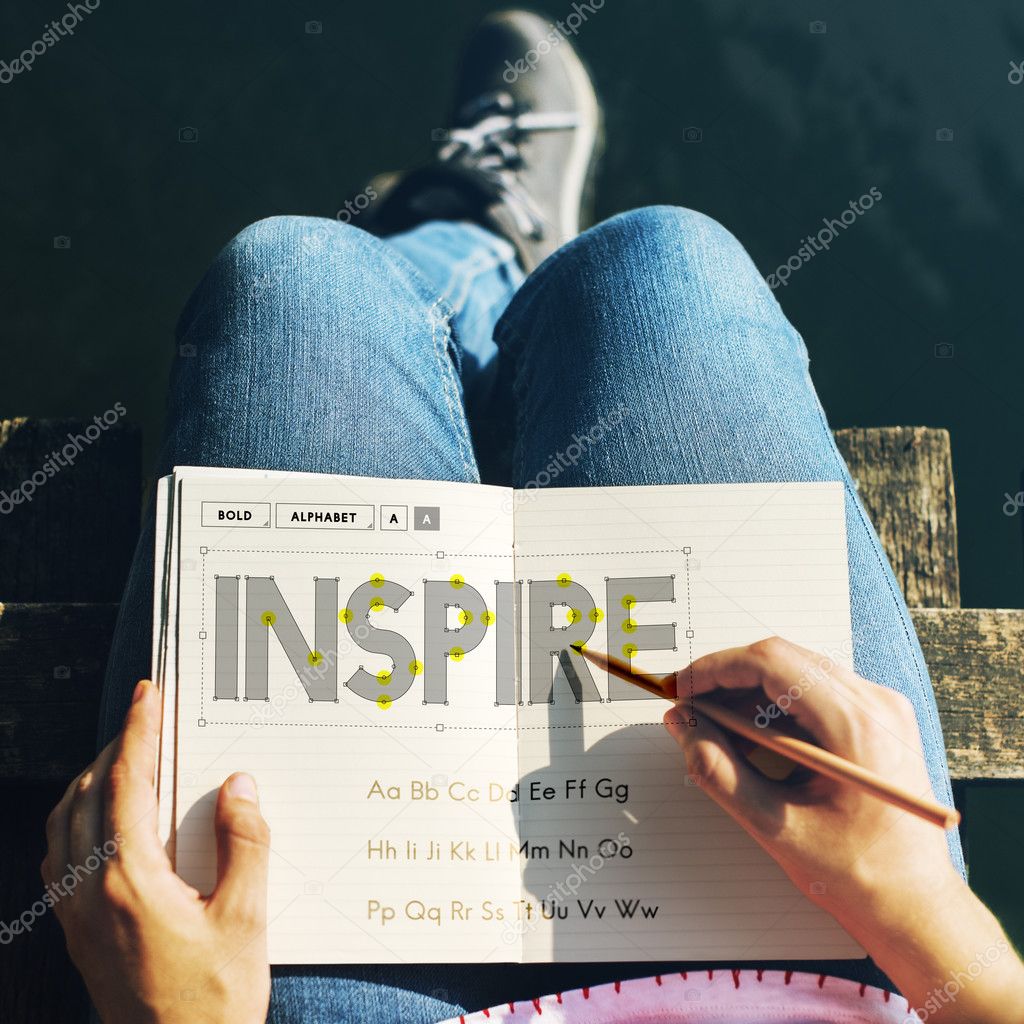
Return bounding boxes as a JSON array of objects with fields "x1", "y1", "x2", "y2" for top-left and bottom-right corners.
[
  {"x1": 784, "y1": 970, "x2": 794, "y2": 985},
  {"x1": 884, "y1": 990, "x2": 891, "y2": 1002},
  {"x1": 707, "y1": 969, "x2": 714, "y2": 981},
  {"x1": 817, "y1": 973, "x2": 826, "y2": 989},
  {"x1": 556, "y1": 993, "x2": 562, "y2": 1004},
  {"x1": 460, "y1": 1017, "x2": 465, "y2": 1023},
  {"x1": 582, "y1": 988, "x2": 590, "y2": 1000},
  {"x1": 613, "y1": 981, "x2": 621, "y2": 993},
  {"x1": 859, "y1": 984, "x2": 867, "y2": 997},
  {"x1": 731, "y1": 969, "x2": 741, "y2": 989},
  {"x1": 508, "y1": 1003, "x2": 515, "y2": 1013},
  {"x1": 756, "y1": 969, "x2": 764, "y2": 982},
  {"x1": 655, "y1": 975, "x2": 662, "y2": 986},
  {"x1": 679, "y1": 971, "x2": 688, "y2": 980},
  {"x1": 532, "y1": 998, "x2": 542, "y2": 1015},
  {"x1": 482, "y1": 1011, "x2": 490, "y2": 1018}
]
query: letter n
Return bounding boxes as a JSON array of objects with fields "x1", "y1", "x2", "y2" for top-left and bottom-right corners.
[{"x1": 245, "y1": 577, "x2": 338, "y2": 701}]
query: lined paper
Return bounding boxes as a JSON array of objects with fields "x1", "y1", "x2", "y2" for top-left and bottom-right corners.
[
  {"x1": 156, "y1": 472, "x2": 863, "y2": 963},
  {"x1": 169, "y1": 470, "x2": 521, "y2": 963},
  {"x1": 513, "y1": 483, "x2": 861, "y2": 961}
]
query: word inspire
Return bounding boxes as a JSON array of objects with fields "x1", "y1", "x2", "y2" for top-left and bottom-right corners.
[
  {"x1": 0, "y1": 403, "x2": 127, "y2": 514},
  {"x1": 1, "y1": 1, "x2": 101, "y2": 85},
  {"x1": 212, "y1": 571, "x2": 681, "y2": 708},
  {"x1": 1, "y1": 835, "x2": 121, "y2": 944}
]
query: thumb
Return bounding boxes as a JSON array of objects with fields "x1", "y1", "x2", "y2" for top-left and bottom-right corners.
[
  {"x1": 664, "y1": 704, "x2": 777, "y2": 837},
  {"x1": 209, "y1": 773, "x2": 270, "y2": 928}
]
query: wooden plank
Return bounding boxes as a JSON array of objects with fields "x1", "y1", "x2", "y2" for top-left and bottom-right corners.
[
  {"x1": 0, "y1": 603, "x2": 1020, "y2": 783},
  {"x1": 835, "y1": 427, "x2": 960, "y2": 609},
  {"x1": 0, "y1": 417, "x2": 141, "y2": 602},
  {"x1": 912, "y1": 608, "x2": 1024, "y2": 780},
  {"x1": 0, "y1": 602, "x2": 116, "y2": 783}
]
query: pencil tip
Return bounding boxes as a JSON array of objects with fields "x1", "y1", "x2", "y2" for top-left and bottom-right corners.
[{"x1": 569, "y1": 641, "x2": 584, "y2": 653}]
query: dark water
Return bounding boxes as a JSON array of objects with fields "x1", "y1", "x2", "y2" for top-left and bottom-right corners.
[{"x1": 2, "y1": 0, "x2": 1021, "y2": 942}]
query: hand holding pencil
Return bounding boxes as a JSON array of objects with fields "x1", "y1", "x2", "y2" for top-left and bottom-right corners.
[{"x1": 579, "y1": 636, "x2": 965, "y2": 944}]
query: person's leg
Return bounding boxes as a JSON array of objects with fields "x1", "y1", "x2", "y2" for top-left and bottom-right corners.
[
  {"x1": 387, "y1": 220, "x2": 524, "y2": 481},
  {"x1": 489, "y1": 204, "x2": 964, "y2": 995},
  {"x1": 387, "y1": 220, "x2": 524, "y2": 407},
  {"x1": 98, "y1": 213, "x2": 518, "y2": 1024}
]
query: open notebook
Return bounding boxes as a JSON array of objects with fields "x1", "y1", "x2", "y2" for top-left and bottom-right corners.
[{"x1": 152, "y1": 467, "x2": 863, "y2": 965}]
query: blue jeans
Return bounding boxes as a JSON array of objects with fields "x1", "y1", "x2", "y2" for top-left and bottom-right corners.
[{"x1": 99, "y1": 207, "x2": 964, "y2": 1023}]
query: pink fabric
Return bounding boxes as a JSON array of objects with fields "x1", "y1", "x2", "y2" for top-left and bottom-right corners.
[{"x1": 441, "y1": 970, "x2": 922, "y2": 1023}]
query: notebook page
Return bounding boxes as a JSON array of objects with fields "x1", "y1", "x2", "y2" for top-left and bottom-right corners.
[
  {"x1": 154, "y1": 473, "x2": 180, "y2": 852},
  {"x1": 170, "y1": 469, "x2": 523, "y2": 964},
  {"x1": 159, "y1": 468, "x2": 238, "y2": 853},
  {"x1": 513, "y1": 482, "x2": 864, "y2": 962}
]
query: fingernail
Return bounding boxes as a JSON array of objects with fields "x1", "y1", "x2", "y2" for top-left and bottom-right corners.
[
  {"x1": 132, "y1": 680, "x2": 149, "y2": 705},
  {"x1": 228, "y1": 773, "x2": 258, "y2": 803}
]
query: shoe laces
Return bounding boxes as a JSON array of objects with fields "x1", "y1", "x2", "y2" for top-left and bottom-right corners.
[{"x1": 437, "y1": 91, "x2": 580, "y2": 239}]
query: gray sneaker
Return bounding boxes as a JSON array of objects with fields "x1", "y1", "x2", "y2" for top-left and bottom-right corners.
[{"x1": 364, "y1": 9, "x2": 602, "y2": 272}]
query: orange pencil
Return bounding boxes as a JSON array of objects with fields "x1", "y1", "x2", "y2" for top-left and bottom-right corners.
[{"x1": 569, "y1": 642, "x2": 960, "y2": 831}]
